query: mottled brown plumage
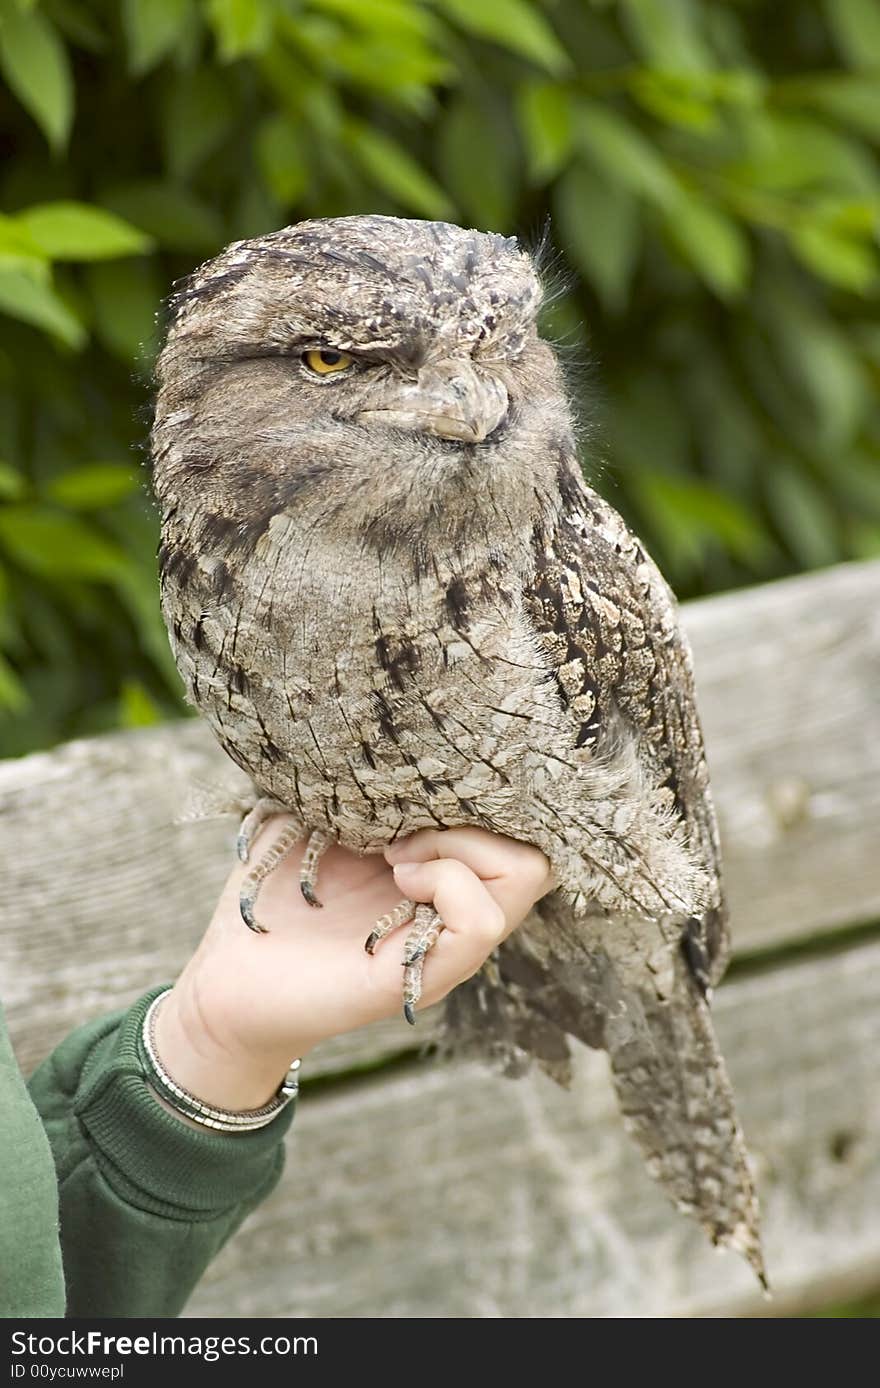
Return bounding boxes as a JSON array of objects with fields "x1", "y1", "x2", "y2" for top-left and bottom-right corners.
[{"x1": 151, "y1": 216, "x2": 764, "y2": 1283}]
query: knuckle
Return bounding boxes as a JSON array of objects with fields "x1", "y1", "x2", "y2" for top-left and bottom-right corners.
[{"x1": 438, "y1": 857, "x2": 475, "y2": 889}]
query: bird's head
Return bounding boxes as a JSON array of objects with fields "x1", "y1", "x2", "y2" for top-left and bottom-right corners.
[{"x1": 151, "y1": 216, "x2": 574, "y2": 559}]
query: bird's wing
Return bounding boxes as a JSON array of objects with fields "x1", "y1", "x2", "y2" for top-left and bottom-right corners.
[
  {"x1": 445, "y1": 456, "x2": 765, "y2": 1279},
  {"x1": 443, "y1": 458, "x2": 766, "y2": 1277},
  {"x1": 524, "y1": 453, "x2": 728, "y2": 987}
]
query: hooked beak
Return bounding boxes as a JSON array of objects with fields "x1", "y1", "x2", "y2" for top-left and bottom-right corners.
[{"x1": 357, "y1": 360, "x2": 508, "y2": 443}]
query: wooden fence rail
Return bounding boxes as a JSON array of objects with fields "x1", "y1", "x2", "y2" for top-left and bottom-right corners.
[{"x1": 1, "y1": 559, "x2": 879, "y2": 1316}]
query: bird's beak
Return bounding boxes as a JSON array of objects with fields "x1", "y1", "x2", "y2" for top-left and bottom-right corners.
[{"x1": 357, "y1": 360, "x2": 508, "y2": 443}]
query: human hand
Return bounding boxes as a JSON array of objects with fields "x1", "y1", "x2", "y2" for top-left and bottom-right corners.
[{"x1": 154, "y1": 823, "x2": 552, "y2": 1115}]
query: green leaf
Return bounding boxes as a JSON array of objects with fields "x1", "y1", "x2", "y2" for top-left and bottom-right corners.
[
  {"x1": 309, "y1": 0, "x2": 443, "y2": 42},
  {"x1": 101, "y1": 182, "x2": 224, "y2": 253},
  {"x1": 436, "y1": 0, "x2": 570, "y2": 75},
  {"x1": 286, "y1": 9, "x2": 451, "y2": 101},
  {"x1": 43, "y1": 463, "x2": 140, "y2": 509},
  {"x1": 119, "y1": 679, "x2": 162, "y2": 727},
  {"x1": 160, "y1": 67, "x2": 237, "y2": 181},
  {"x1": 15, "y1": 202, "x2": 153, "y2": 260},
  {"x1": 823, "y1": 0, "x2": 880, "y2": 70},
  {"x1": 0, "y1": 460, "x2": 26, "y2": 500},
  {"x1": 0, "y1": 0, "x2": 74, "y2": 151},
  {"x1": 122, "y1": 0, "x2": 194, "y2": 76},
  {"x1": 346, "y1": 122, "x2": 454, "y2": 219},
  {"x1": 573, "y1": 102, "x2": 678, "y2": 206},
  {"x1": 0, "y1": 212, "x2": 47, "y2": 276},
  {"x1": 437, "y1": 93, "x2": 518, "y2": 229},
  {"x1": 628, "y1": 72, "x2": 718, "y2": 132},
  {"x1": 323, "y1": 39, "x2": 449, "y2": 107},
  {"x1": 621, "y1": 0, "x2": 712, "y2": 73},
  {"x1": 735, "y1": 113, "x2": 878, "y2": 197},
  {"x1": 554, "y1": 161, "x2": 640, "y2": 312},
  {"x1": 256, "y1": 114, "x2": 309, "y2": 206},
  {"x1": 208, "y1": 0, "x2": 273, "y2": 61},
  {"x1": 782, "y1": 75, "x2": 880, "y2": 142},
  {"x1": 0, "y1": 506, "x2": 128, "y2": 579},
  {"x1": 0, "y1": 269, "x2": 85, "y2": 348},
  {"x1": 788, "y1": 219, "x2": 879, "y2": 292},
  {"x1": 517, "y1": 81, "x2": 573, "y2": 183},
  {"x1": 662, "y1": 189, "x2": 750, "y2": 298},
  {"x1": 761, "y1": 286, "x2": 870, "y2": 451},
  {"x1": 637, "y1": 473, "x2": 767, "y2": 569},
  {"x1": 0, "y1": 252, "x2": 49, "y2": 281},
  {"x1": 85, "y1": 258, "x2": 161, "y2": 363}
]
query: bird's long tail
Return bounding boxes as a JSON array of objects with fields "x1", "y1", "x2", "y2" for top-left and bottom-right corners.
[{"x1": 443, "y1": 892, "x2": 766, "y2": 1287}]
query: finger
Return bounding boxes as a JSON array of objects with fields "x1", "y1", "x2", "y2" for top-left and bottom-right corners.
[
  {"x1": 384, "y1": 859, "x2": 508, "y2": 1008},
  {"x1": 391, "y1": 859, "x2": 505, "y2": 941},
  {"x1": 386, "y1": 827, "x2": 550, "y2": 884},
  {"x1": 385, "y1": 826, "x2": 511, "y2": 873},
  {"x1": 386, "y1": 828, "x2": 552, "y2": 921}
]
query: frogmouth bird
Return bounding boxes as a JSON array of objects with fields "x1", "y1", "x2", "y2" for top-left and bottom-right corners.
[{"x1": 151, "y1": 215, "x2": 765, "y2": 1285}]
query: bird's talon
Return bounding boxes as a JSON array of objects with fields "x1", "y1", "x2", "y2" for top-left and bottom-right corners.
[
  {"x1": 298, "y1": 828, "x2": 330, "y2": 911},
  {"x1": 240, "y1": 897, "x2": 269, "y2": 934},
  {"x1": 300, "y1": 881, "x2": 323, "y2": 909},
  {"x1": 364, "y1": 932, "x2": 379, "y2": 955},
  {"x1": 404, "y1": 1003, "x2": 416, "y2": 1026}
]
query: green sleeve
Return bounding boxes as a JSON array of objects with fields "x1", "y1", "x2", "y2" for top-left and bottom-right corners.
[
  {"x1": 25, "y1": 986, "x2": 295, "y2": 1319},
  {"x1": 0, "y1": 1000, "x2": 65, "y2": 1318}
]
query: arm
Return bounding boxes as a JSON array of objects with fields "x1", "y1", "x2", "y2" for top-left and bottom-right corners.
[{"x1": 26, "y1": 825, "x2": 551, "y2": 1318}]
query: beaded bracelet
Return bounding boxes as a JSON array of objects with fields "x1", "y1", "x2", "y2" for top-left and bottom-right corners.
[{"x1": 139, "y1": 988, "x2": 300, "y2": 1133}]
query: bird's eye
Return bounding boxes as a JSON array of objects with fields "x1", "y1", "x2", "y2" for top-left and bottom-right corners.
[{"x1": 302, "y1": 348, "x2": 354, "y2": 376}]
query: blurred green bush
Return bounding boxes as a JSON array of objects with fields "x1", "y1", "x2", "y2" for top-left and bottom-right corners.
[{"x1": 1, "y1": 0, "x2": 878, "y2": 754}]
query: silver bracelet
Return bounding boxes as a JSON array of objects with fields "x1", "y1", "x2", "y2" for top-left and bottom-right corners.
[{"x1": 139, "y1": 988, "x2": 300, "y2": 1133}]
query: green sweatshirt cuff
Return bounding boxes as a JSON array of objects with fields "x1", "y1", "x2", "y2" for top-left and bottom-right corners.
[{"x1": 73, "y1": 987, "x2": 296, "y2": 1221}]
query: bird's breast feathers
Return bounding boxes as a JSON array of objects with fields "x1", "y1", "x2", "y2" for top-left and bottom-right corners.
[{"x1": 164, "y1": 526, "x2": 713, "y2": 922}]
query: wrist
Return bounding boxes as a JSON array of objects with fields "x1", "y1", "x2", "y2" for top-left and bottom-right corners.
[{"x1": 153, "y1": 982, "x2": 300, "y2": 1114}]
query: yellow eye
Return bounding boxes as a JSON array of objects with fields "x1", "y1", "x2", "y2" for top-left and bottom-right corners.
[{"x1": 302, "y1": 348, "x2": 354, "y2": 375}]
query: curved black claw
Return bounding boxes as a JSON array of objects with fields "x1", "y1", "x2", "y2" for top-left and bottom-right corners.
[
  {"x1": 240, "y1": 895, "x2": 269, "y2": 934},
  {"x1": 404, "y1": 1003, "x2": 416, "y2": 1026},
  {"x1": 364, "y1": 932, "x2": 379, "y2": 955},
  {"x1": 300, "y1": 881, "x2": 323, "y2": 909}
]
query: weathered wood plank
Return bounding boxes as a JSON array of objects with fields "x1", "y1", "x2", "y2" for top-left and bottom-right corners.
[
  {"x1": 1, "y1": 560, "x2": 879, "y2": 1082},
  {"x1": 687, "y1": 560, "x2": 880, "y2": 954},
  {"x1": 184, "y1": 936, "x2": 880, "y2": 1319}
]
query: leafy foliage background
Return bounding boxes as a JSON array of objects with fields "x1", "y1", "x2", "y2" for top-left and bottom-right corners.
[{"x1": 1, "y1": 0, "x2": 878, "y2": 755}]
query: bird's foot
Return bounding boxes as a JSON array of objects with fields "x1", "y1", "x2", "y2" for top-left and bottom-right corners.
[
  {"x1": 239, "y1": 816, "x2": 305, "y2": 933},
  {"x1": 402, "y1": 905, "x2": 445, "y2": 1026},
  {"x1": 364, "y1": 898, "x2": 417, "y2": 955},
  {"x1": 237, "y1": 796, "x2": 290, "y2": 863},
  {"x1": 363, "y1": 899, "x2": 444, "y2": 1024},
  {"x1": 300, "y1": 828, "x2": 331, "y2": 908}
]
